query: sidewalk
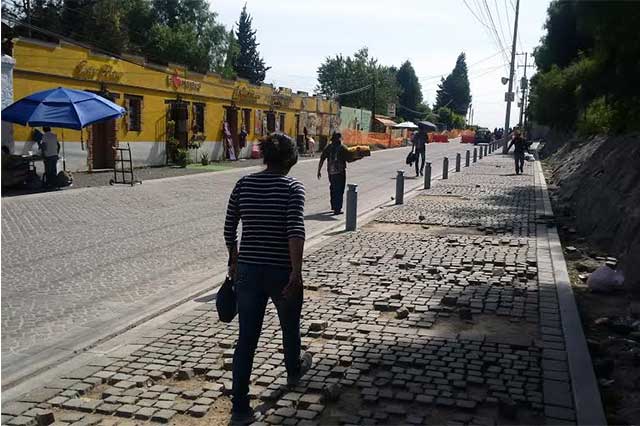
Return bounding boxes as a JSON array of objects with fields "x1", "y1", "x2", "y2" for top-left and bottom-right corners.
[{"x1": 1, "y1": 150, "x2": 604, "y2": 425}]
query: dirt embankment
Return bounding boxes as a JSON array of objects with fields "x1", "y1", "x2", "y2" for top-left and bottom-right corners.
[{"x1": 541, "y1": 133, "x2": 640, "y2": 291}]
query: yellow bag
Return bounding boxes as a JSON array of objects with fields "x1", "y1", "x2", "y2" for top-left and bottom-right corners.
[{"x1": 345, "y1": 145, "x2": 371, "y2": 162}]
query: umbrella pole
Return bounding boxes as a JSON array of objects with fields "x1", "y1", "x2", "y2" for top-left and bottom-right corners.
[{"x1": 62, "y1": 129, "x2": 67, "y2": 171}]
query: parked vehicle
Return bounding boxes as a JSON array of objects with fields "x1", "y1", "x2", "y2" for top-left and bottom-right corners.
[{"x1": 474, "y1": 127, "x2": 492, "y2": 145}]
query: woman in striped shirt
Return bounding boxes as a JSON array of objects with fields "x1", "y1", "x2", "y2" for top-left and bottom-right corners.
[{"x1": 224, "y1": 133, "x2": 312, "y2": 424}]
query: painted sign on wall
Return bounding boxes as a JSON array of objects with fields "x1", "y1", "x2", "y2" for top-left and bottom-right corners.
[
  {"x1": 167, "y1": 71, "x2": 202, "y2": 92},
  {"x1": 73, "y1": 60, "x2": 123, "y2": 82}
]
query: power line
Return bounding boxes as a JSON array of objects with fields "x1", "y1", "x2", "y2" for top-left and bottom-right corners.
[
  {"x1": 332, "y1": 84, "x2": 372, "y2": 98},
  {"x1": 462, "y1": 0, "x2": 492, "y2": 30},
  {"x1": 482, "y1": 0, "x2": 510, "y2": 70},
  {"x1": 503, "y1": 0, "x2": 513, "y2": 51},
  {"x1": 494, "y1": 0, "x2": 511, "y2": 59},
  {"x1": 418, "y1": 48, "x2": 505, "y2": 81}
]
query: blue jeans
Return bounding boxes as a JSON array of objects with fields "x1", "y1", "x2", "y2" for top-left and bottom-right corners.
[{"x1": 232, "y1": 262, "x2": 303, "y2": 412}]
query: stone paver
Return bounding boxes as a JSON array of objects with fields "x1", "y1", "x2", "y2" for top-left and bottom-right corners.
[
  {"x1": 3, "y1": 148, "x2": 590, "y2": 425},
  {"x1": 2, "y1": 142, "x2": 465, "y2": 386}
]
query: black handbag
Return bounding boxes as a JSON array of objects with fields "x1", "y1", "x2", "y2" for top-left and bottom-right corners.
[
  {"x1": 406, "y1": 151, "x2": 416, "y2": 166},
  {"x1": 216, "y1": 276, "x2": 237, "y2": 323}
]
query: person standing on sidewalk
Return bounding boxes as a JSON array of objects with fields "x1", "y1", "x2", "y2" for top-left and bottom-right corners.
[
  {"x1": 317, "y1": 132, "x2": 349, "y2": 215},
  {"x1": 411, "y1": 125, "x2": 428, "y2": 176},
  {"x1": 506, "y1": 129, "x2": 527, "y2": 175},
  {"x1": 224, "y1": 132, "x2": 313, "y2": 425},
  {"x1": 39, "y1": 126, "x2": 60, "y2": 188}
]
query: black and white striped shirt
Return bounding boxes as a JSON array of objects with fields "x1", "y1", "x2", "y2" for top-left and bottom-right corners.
[{"x1": 224, "y1": 173, "x2": 306, "y2": 267}]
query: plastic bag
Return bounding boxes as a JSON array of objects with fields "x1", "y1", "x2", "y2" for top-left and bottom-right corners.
[
  {"x1": 587, "y1": 265, "x2": 625, "y2": 293},
  {"x1": 525, "y1": 153, "x2": 535, "y2": 162}
]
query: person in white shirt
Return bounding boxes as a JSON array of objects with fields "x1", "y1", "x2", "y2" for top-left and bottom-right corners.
[
  {"x1": 306, "y1": 135, "x2": 315, "y2": 155},
  {"x1": 40, "y1": 127, "x2": 60, "y2": 188}
]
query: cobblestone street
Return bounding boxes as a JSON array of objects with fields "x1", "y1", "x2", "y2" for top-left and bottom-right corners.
[
  {"x1": 2, "y1": 149, "x2": 599, "y2": 425},
  {"x1": 1, "y1": 142, "x2": 465, "y2": 387}
]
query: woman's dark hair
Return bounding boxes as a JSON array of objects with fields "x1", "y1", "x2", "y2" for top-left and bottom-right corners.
[
  {"x1": 259, "y1": 132, "x2": 298, "y2": 171},
  {"x1": 43, "y1": 126, "x2": 51, "y2": 132}
]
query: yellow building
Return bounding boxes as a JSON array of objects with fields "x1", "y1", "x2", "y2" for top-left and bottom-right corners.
[{"x1": 9, "y1": 37, "x2": 339, "y2": 171}]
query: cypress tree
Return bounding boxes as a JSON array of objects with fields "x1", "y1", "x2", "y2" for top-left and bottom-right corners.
[
  {"x1": 434, "y1": 52, "x2": 471, "y2": 117},
  {"x1": 234, "y1": 4, "x2": 269, "y2": 84}
]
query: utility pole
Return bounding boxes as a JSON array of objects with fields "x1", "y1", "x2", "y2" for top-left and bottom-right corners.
[
  {"x1": 517, "y1": 52, "x2": 534, "y2": 128},
  {"x1": 502, "y1": 0, "x2": 520, "y2": 153},
  {"x1": 371, "y1": 74, "x2": 376, "y2": 132}
]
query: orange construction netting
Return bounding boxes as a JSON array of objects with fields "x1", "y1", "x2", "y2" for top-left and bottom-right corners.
[{"x1": 341, "y1": 129, "x2": 405, "y2": 148}]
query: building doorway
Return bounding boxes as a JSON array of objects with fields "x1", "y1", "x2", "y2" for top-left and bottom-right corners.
[
  {"x1": 90, "y1": 90, "x2": 119, "y2": 170},
  {"x1": 91, "y1": 119, "x2": 117, "y2": 169},
  {"x1": 223, "y1": 106, "x2": 239, "y2": 158},
  {"x1": 170, "y1": 101, "x2": 189, "y2": 148}
]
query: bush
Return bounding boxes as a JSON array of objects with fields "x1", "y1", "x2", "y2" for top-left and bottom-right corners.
[
  {"x1": 175, "y1": 148, "x2": 188, "y2": 167},
  {"x1": 200, "y1": 152, "x2": 209, "y2": 165},
  {"x1": 576, "y1": 97, "x2": 613, "y2": 135}
]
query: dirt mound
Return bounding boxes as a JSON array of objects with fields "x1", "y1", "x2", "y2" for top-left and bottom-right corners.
[{"x1": 542, "y1": 133, "x2": 640, "y2": 290}]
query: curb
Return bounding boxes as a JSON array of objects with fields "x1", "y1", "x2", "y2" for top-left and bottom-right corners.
[{"x1": 535, "y1": 161, "x2": 606, "y2": 425}]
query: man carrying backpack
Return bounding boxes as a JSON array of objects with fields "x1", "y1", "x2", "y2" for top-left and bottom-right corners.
[{"x1": 506, "y1": 129, "x2": 528, "y2": 175}]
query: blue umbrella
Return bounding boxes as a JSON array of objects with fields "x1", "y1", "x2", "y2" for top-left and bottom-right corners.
[
  {"x1": 1, "y1": 87, "x2": 126, "y2": 170},
  {"x1": 1, "y1": 87, "x2": 125, "y2": 130}
]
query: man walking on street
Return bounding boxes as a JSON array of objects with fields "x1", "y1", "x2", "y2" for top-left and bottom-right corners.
[
  {"x1": 411, "y1": 125, "x2": 428, "y2": 176},
  {"x1": 40, "y1": 126, "x2": 60, "y2": 188},
  {"x1": 318, "y1": 132, "x2": 349, "y2": 215},
  {"x1": 506, "y1": 129, "x2": 527, "y2": 175}
]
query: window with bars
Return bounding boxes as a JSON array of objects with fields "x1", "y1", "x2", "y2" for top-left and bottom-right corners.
[
  {"x1": 242, "y1": 109, "x2": 251, "y2": 132},
  {"x1": 125, "y1": 95, "x2": 143, "y2": 132},
  {"x1": 193, "y1": 103, "x2": 205, "y2": 133}
]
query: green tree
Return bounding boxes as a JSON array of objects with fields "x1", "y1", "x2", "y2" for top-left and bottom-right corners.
[
  {"x1": 122, "y1": 0, "x2": 154, "y2": 54},
  {"x1": 234, "y1": 4, "x2": 269, "y2": 84},
  {"x1": 316, "y1": 47, "x2": 399, "y2": 113},
  {"x1": 219, "y1": 27, "x2": 239, "y2": 79},
  {"x1": 435, "y1": 106, "x2": 465, "y2": 130},
  {"x1": 434, "y1": 52, "x2": 471, "y2": 117},
  {"x1": 396, "y1": 60, "x2": 423, "y2": 121},
  {"x1": 90, "y1": 0, "x2": 128, "y2": 53},
  {"x1": 530, "y1": 0, "x2": 640, "y2": 133}
]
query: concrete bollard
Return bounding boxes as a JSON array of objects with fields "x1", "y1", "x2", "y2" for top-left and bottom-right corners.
[
  {"x1": 346, "y1": 184, "x2": 358, "y2": 231},
  {"x1": 395, "y1": 170, "x2": 404, "y2": 205},
  {"x1": 442, "y1": 157, "x2": 449, "y2": 179},
  {"x1": 479, "y1": 146, "x2": 483, "y2": 159},
  {"x1": 473, "y1": 148, "x2": 477, "y2": 163},
  {"x1": 424, "y1": 162, "x2": 432, "y2": 189},
  {"x1": 455, "y1": 153, "x2": 461, "y2": 172},
  {"x1": 465, "y1": 150, "x2": 470, "y2": 167}
]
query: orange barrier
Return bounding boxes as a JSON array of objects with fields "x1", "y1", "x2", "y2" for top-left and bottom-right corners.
[
  {"x1": 460, "y1": 130, "x2": 476, "y2": 144},
  {"x1": 428, "y1": 133, "x2": 449, "y2": 143}
]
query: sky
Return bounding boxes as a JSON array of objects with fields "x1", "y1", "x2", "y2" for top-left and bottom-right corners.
[{"x1": 211, "y1": 0, "x2": 552, "y2": 129}]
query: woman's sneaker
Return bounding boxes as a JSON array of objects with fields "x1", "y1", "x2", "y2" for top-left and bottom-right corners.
[{"x1": 287, "y1": 352, "x2": 313, "y2": 387}]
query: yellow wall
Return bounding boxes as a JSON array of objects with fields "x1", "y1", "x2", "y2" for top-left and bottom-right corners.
[{"x1": 11, "y1": 38, "x2": 338, "y2": 145}]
